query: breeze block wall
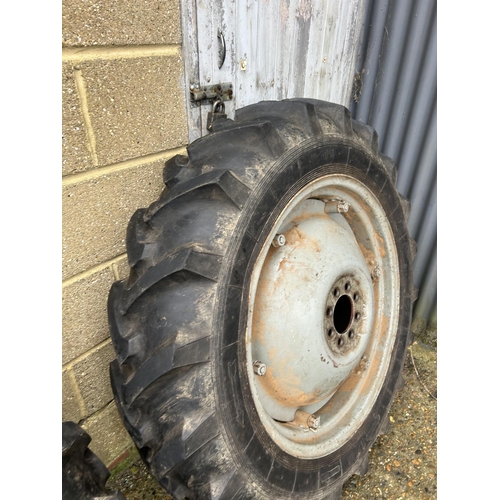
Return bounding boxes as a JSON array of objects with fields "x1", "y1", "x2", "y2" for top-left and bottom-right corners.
[{"x1": 62, "y1": 0, "x2": 187, "y2": 466}]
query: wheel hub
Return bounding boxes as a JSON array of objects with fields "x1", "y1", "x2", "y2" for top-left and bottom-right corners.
[{"x1": 325, "y1": 274, "x2": 367, "y2": 355}]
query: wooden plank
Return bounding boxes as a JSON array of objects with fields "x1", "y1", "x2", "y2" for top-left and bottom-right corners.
[
  {"x1": 182, "y1": 0, "x2": 366, "y2": 140},
  {"x1": 234, "y1": 0, "x2": 259, "y2": 108},
  {"x1": 180, "y1": 0, "x2": 202, "y2": 143}
]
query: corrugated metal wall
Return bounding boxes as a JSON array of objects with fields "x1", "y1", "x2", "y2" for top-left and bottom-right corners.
[{"x1": 350, "y1": 0, "x2": 437, "y2": 334}]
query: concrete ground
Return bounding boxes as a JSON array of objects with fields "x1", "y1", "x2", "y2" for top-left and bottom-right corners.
[{"x1": 107, "y1": 338, "x2": 437, "y2": 500}]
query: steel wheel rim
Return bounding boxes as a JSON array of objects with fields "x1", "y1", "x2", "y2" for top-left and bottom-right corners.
[{"x1": 245, "y1": 173, "x2": 400, "y2": 459}]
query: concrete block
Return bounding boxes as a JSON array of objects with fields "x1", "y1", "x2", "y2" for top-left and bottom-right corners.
[
  {"x1": 62, "y1": 369, "x2": 84, "y2": 422},
  {"x1": 62, "y1": 63, "x2": 94, "y2": 175},
  {"x1": 63, "y1": 0, "x2": 182, "y2": 46},
  {"x1": 78, "y1": 55, "x2": 187, "y2": 166},
  {"x1": 62, "y1": 157, "x2": 166, "y2": 280},
  {"x1": 82, "y1": 402, "x2": 133, "y2": 466},
  {"x1": 62, "y1": 267, "x2": 116, "y2": 364},
  {"x1": 73, "y1": 341, "x2": 116, "y2": 416}
]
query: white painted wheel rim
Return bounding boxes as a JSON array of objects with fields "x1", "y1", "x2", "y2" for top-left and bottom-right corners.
[{"x1": 245, "y1": 174, "x2": 400, "y2": 459}]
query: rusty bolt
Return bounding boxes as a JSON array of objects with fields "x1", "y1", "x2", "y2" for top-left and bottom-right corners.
[
  {"x1": 253, "y1": 361, "x2": 267, "y2": 376},
  {"x1": 324, "y1": 199, "x2": 349, "y2": 214},
  {"x1": 292, "y1": 410, "x2": 321, "y2": 431},
  {"x1": 307, "y1": 414, "x2": 321, "y2": 430},
  {"x1": 371, "y1": 266, "x2": 381, "y2": 280},
  {"x1": 359, "y1": 356, "x2": 369, "y2": 371},
  {"x1": 337, "y1": 200, "x2": 350, "y2": 213},
  {"x1": 272, "y1": 234, "x2": 286, "y2": 247}
]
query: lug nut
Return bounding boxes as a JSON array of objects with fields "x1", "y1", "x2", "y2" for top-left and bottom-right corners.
[
  {"x1": 290, "y1": 410, "x2": 321, "y2": 431},
  {"x1": 307, "y1": 414, "x2": 321, "y2": 430},
  {"x1": 337, "y1": 200, "x2": 349, "y2": 213},
  {"x1": 253, "y1": 360, "x2": 267, "y2": 376},
  {"x1": 272, "y1": 234, "x2": 286, "y2": 247},
  {"x1": 324, "y1": 200, "x2": 350, "y2": 214},
  {"x1": 359, "y1": 356, "x2": 369, "y2": 371}
]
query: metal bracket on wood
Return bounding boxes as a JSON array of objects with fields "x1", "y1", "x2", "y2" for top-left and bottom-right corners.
[{"x1": 189, "y1": 82, "x2": 233, "y2": 107}]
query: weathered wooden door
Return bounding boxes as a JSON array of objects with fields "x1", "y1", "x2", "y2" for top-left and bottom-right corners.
[{"x1": 181, "y1": 0, "x2": 366, "y2": 143}]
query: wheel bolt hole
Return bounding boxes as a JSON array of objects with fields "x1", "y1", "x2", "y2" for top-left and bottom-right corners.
[
  {"x1": 337, "y1": 337, "x2": 344, "y2": 347},
  {"x1": 326, "y1": 307, "x2": 333, "y2": 317},
  {"x1": 355, "y1": 312, "x2": 361, "y2": 320},
  {"x1": 333, "y1": 294, "x2": 353, "y2": 334},
  {"x1": 327, "y1": 328, "x2": 334, "y2": 338},
  {"x1": 353, "y1": 292, "x2": 359, "y2": 302},
  {"x1": 333, "y1": 288, "x2": 340, "y2": 298},
  {"x1": 348, "y1": 330, "x2": 354, "y2": 339},
  {"x1": 344, "y1": 282, "x2": 351, "y2": 292}
]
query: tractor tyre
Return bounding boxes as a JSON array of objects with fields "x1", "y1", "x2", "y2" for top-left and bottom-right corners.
[
  {"x1": 62, "y1": 421, "x2": 125, "y2": 500},
  {"x1": 108, "y1": 99, "x2": 417, "y2": 499}
]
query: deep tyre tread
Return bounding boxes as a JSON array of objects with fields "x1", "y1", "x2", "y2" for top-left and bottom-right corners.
[
  {"x1": 62, "y1": 422, "x2": 126, "y2": 500},
  {"x1": 108, "y1": 99, "x2": 416, "y2": 499}
]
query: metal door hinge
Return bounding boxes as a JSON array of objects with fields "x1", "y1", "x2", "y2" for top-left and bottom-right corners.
[{"x1": 189, "y1": 82, "x2": 233, "y2": 107}]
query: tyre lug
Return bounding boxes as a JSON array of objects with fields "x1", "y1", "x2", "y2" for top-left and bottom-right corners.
[
  {"x1": 271, "y1": 234, "x2": 286, "y2": 247},
  {"x1": 253, "y1": 361, "x2": 267, "y2": 376}
]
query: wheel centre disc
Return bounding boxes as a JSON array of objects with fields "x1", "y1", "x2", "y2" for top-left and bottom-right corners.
[
  {"x1": 245, "y1": 174, "x2": 399, "y2": 459},
  {"x1": 250, "y1": 204, "x2": 374, "y2": 422}
]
